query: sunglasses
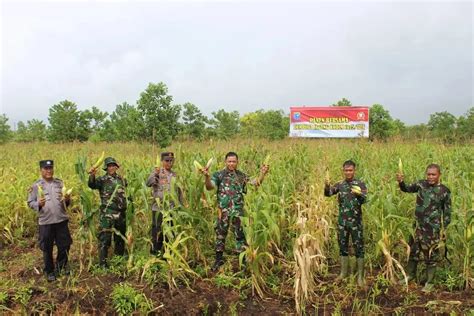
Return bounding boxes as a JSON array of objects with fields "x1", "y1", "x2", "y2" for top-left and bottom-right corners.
[{"x1": 164, "y1": 159, "x2": 174, "y2": 162}]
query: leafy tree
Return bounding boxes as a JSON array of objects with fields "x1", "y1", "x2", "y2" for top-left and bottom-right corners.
[
  {"x1": 403, "y1": 124, "x2": 429, "y2": 139},
  {"x1": 240, "y1": 112, "x2": 260, "y2": 138},
  {"x1": 182, "y1": 102, "x2": 208, "y2": 140},
  {"x1": 15, "y1": 121, "x2": 28, "y2": 142},
  {"x1": 48, "y1": 100, "x2": 82, "y2": 142},
  {"x1": 86, "y1": 106, "x2": 108, "y2": 132},
  {"x1": 332, "y1": 98, "x2": 352, "y2": 107},
  {"x1": 100, "y1": 102, "x2": 144, "y2": 142},
  {"x1": 392, "y1": 119, "x2": 406, "y2": 135},
  {"x1": 427, "y1": 111, "x2": 457, "y2": 141},
  {"x1": 457, "y1": 107, "x2": 474, "y2": 139},
  {"x1": 369, "y1": 104, "x2": 397, "y2": 140},
  {"x1": 77, "y1": 112, "x2": 93, "y2": 142},
  {"x1": 79, "y1": 106, "x2": 109, "y2": 142},
  {"x1": 210, "y1": 109, "x2": 240, "y2": 139},
  {"x1": 15, "y1": 119, "x2": 47, "y2": 142},
  {"x1": 137, "y1": 82, "x2": 181, "y2": 147},
  {"x1": 260, "y1": 110, "x2": 289, "y2": 140},
  {"x1": 0, "y1": 114, "x2": 12, "y2": 144},
  {"x1": 241, "y1": 110, "x2": 288, "y2": 140}
]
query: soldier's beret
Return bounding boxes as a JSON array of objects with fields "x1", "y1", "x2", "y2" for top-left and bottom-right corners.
[
  {"x1": 161, "y1": 152, "x2": 174, "y2": 160},
  {"x1": 39, "y1": 160, "x2": 54, "y2": 168}
]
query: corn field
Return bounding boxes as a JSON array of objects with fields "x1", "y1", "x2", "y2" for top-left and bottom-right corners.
[{"x1": 0, "y1": 139, "x2": 473, "y2": 314}]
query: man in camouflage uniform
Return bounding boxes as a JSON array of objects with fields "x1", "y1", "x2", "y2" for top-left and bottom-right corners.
[
  {"x1": 146, "y1": 152, "x2": 183, "y2": 255},
  {"x1": 397, "y1": 163, "x2": 451, "y2": 292},
  {"x1": 202, "y1": 152, "x2": 269, "y2": 271},
  {"x1": 324, "y1": 160, "x2": 367, "y2": 286},
  {"x1": 27, "y1": 160, "x2": 73, "y2": 282},
  {"x1": 88, "y1": 157, "x2": 128, "y2": 267}
]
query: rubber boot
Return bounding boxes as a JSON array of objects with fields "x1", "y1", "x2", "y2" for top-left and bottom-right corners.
[
  {"x1": 356, "y1": 258, "x2": 365, "y2": 287},
  {"x1": 211, "y1": 251, "x2": 225, "y2": 272},
  {"x1": 421, "y1": 265, "x2": 436, "y2": 293},
  {"x1": 336, "y1": 256, "x2": 349, "y2": 281},
  {"x1": 399, "y1": 260, "x2": 417, "y2": 284}
]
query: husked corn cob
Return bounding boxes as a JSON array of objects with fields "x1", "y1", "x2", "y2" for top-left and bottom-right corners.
[
  {"x1": 194, "y1": 160, "x2": 203, "y2": 172},
  {"x1": 205, "y1": 158, "x2": 214, "y2": 169},
  {"x1": 37, "y1": 184, "x2": 45, "y2": 198},
  {"x1": 92, "y1": 151, "x2": 105, "y2": 169},
  {"x1": 62, "y1": 184, "x2": 73, "y2": 196},
  {"x1": 466, "y1": 222, "x2": 473, "y2": 241},
  {"x1": 351, "y1": 185, "x2": 362, "y2": 194}
]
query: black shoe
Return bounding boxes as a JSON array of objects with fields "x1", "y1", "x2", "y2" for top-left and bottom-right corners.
[
  {"x1": 99, "y1": 262, "x2": 109, "y2": 269},
  {"x1": 55, "y1": 265, "x2": 71, "y2": 276},
  {"x1": 211, "y1": 252, "x2": 224, "y2": 272},
  {"x1": 61, "y1": 266, "x2": 71, "y2": 276},
  {"x1": 151, "y1": 248, "x2": 164, "y2": 257},
  {"x1": 46, "y1": 272, "x2": 56, "y2": 282},
  {"x1": 212, "y1": 260, "x2": 224, "y2": 272}
]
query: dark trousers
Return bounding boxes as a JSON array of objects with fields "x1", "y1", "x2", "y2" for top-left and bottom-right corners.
[
  {"x1": 98, "y1": 215, "x2": 126, "y2": 265},
  {"x1": 151, "y1": 210, "x2": 173, "y2": 254},
  {"x1": 38, "y1": 220, "x2": 72, "y2": 274}
]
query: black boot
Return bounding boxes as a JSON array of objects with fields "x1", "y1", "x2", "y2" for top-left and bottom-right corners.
[
  {"x1": 55, "y1": 263, "x2": 71, "y2": 276},
  {"x1": 211, "y1": 252, "x2": 224, "y2": 272},
  {"x1": 45, "y1": 271, "x2": 56, "y2": 282}
]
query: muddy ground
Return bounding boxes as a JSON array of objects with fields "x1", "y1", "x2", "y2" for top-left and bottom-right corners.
[{"x1": 0, "y1": 242, "x2": 472, "y2": 315}]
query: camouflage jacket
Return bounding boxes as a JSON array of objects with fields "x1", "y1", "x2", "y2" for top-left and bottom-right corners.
[
  {"x1": 88, "y1": 173, "x2": 127, "y2": 213},
  {"x1": 399, "y1": 180, "x2": 451, "y2": 233},
  {"x1": 324, "y1": 178, "x2": 368, "y2": 226},
  {"x1": 146, "y1": 167, "x2": 183, "y2": 211},
  {"x1": 211, "y1": 168, "x2": 256, "y2": 210}
]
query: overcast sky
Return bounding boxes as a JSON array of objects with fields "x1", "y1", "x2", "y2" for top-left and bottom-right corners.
[{"x1": 1, "y1": 0, "x2": 472, "y2": 126}]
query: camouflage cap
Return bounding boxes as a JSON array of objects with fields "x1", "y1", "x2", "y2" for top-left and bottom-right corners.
[
  {"x1": 103, "y1": 157, "x2": 120, "y2": 170},
  {"x1": 161, "y1": 152, "x2": 175, "y2": 160}
]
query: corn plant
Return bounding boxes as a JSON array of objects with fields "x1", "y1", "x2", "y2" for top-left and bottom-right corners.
[{"x1": 0, "y1": 139, "x2": 473, "y2": 313}]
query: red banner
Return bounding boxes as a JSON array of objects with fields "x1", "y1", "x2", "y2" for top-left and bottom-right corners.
[
  {"x1": 289, "y1": 106, "x2": 369, "y2": 138},
  {"x1": 290, "y1": 107, "x2": 369, "y2": 123}
]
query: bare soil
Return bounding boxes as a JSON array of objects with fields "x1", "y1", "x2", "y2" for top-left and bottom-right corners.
[{"x1": 0, "y1": 242, "x2": 472, "y2": 315}]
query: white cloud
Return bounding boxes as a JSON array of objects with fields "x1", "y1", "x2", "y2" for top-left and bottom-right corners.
[{"x1": 1, "y1": 0, "x2": 472, "y2": 125}]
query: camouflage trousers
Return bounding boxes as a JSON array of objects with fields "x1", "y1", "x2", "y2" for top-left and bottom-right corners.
[
  {"x1": 98, "y1": 210, "x2": 126, "y2": 258},
  {"x1": 215, "y1": 207, "x2": 246, "y2": 253},
  {"x1": 408, "y1": 227, "x2": 441, "y2": 266},
  {"x1": 338, "y1": 222, "x2": 364, "y2": 258}
]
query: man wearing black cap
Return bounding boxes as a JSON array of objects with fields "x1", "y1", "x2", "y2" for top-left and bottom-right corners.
[
  {"x1": 88, "y1": 157, "x2": 128, "y2": 267},
  {"x1": 27, "y1": 160, "x2": 73, "y2": 282},
  {"x1": 146, "y1": 152, "x2": 183, "y2": 255}
]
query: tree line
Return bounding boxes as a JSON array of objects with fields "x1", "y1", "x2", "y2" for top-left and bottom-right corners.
[{"x1": 0, "y1": 83, "x2": 472, "y2": 145}]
